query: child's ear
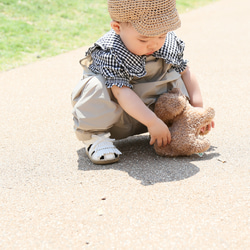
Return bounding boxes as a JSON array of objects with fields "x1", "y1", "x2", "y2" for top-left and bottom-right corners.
[{"x1": 111, "y1": 21, "x2": 121, "y2": 35}]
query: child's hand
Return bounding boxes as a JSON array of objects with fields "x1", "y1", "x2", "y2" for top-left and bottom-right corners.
[
  {"x1": 148, "y1": 117, "x2": 171, "y2": 147},
  {"x1": 200, "y1": 120, "x2": 215, "y2": 134}
]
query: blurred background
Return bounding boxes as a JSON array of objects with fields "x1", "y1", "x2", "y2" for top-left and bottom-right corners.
[{"x1": 0, "y1": 0, "x2": 217, "y2": 71}]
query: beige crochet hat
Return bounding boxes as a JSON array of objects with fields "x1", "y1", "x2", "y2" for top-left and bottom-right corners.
[{"x1": 108, "y1": 0, "x2": 181, "y2": 36}]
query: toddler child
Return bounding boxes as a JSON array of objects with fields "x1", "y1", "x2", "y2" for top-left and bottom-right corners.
[{"x1": 71, "y1": 0, "x2": 214, "y2": 164}]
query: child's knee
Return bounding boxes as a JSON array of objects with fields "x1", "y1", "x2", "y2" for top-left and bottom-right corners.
[{"x1": 71, "y1": 75, "x2": 123, "y2": 136}]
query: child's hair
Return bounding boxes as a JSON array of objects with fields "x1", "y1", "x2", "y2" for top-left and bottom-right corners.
[{"x1": 108, "y1": 0, "x2": 181, "y2": 36}]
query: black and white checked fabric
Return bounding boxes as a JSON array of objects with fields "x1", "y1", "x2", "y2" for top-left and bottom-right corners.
[{"x1": 86, "y1": 29, "x2": 188, "y2": 88}]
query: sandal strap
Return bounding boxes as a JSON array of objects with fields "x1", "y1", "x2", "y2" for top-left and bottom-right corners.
[{"x1": 88, "y1": 133, "x2": 121, "y2": 158}]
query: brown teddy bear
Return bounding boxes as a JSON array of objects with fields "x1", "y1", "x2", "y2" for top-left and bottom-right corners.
[{"x1": 154, "y1": 88, "x2": 215, "y2": 157}]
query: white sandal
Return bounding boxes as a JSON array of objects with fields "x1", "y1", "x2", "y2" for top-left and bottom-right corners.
[{"x1": 85, "y1": 133, "x2": 121, "y2": 165}]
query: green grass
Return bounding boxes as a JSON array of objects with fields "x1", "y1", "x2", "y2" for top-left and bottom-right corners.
[
  {"x1": 0, "y1": 0, "x2": 217, "y2": 71},
  {"x1": 176, "y1": 0, "x2": 216, "y2": 12}
]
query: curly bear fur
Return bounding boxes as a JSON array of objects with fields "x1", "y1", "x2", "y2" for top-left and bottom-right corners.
[{"x1": 154, "y1": 88, "x2": 215, "y2": 157}]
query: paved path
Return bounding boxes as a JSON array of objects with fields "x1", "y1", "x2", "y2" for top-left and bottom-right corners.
[{"x1": 0, "y1": 0, "x2": 249, "y2": 248}]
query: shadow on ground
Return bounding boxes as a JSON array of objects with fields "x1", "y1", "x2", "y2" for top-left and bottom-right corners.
[{"x1": 77, "y1": 135, "x2": 219, "y2": 185}]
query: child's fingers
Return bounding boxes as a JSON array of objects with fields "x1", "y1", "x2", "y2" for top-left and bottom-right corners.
[
  {"x1": 155, "y1": 135, "x2": 171, "y2": 147},
  {"x1": 162, "y1": 137, "x2": 168, "y2": 146},
  {"x1": 149, "y1": 136, "x2": 156, "y2": 145},
  {"x1": 150, "y1": 136, "x2": 167, "y2": 147},
  {"x1": 200, "y1": 127, "x2": 205, "y2": 133},
  {"x1": 200, "y1": 121, "x2": 214, "y2": 134},
  {"x1": 165, "y1": 133, "x2": 171, "y2": 145},
  {"x1": 157, "y1": 138, "x2": 163, "y2": 147},
  {"x1": 212, "y1": 120, "x2": 215, "y2": 128},
  {"x1": 207, "y1": 121, "x2": 215, "y2": 131}
]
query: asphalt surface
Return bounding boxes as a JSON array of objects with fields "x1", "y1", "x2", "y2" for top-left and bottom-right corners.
[{"x1": 0, "y1": 0, "x2": 249, "y2": 248}]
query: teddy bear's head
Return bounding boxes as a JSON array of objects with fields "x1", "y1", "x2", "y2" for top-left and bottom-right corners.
[
  {"x1": 154, "y1": 88, "x2": 187, "y2": 126},
  {"x1": 154, "y1": 88, "x2": 215, "y2": 157}
]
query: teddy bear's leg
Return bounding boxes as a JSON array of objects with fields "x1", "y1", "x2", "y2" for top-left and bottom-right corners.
[
  {"x1": 154, "y1": 144, "x2": 176, "y2": 157},
  {"x1": 172, "y1": 135, "x2": 211, "y2": 156},
  {"x1": 154, "y1": 137, "x2": 211, "y2": 157},
  {"x1": 191, "y1": 138, "x2": 211, "y2": 154}
]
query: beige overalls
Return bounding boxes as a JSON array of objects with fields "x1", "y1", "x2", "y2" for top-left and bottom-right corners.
[{"x1": 71, "y1": 55, "x2": 189, "y2": 142}]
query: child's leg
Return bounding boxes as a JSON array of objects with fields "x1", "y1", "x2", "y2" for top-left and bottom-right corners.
[
  {"x1": 71, "y1": 74, "x2": 123, "y2": 141},
  {"x1": 71, "y1": 72, "x2": 124, "y2": 164}
]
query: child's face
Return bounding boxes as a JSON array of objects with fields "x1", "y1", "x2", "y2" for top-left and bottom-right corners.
[{"x1": 111, "y1": 22, "x2": 167, "y2": 56}]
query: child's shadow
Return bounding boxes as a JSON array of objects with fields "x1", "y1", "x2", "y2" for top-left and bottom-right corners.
[{"x1": 77, "y1": 134, "x2": 219, "y2": 186}]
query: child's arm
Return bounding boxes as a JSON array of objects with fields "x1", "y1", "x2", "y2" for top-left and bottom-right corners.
[
  {"x1": 111, "y1": 85, "x2": 171, "y2": 146},
  {"x1": 181, "y1": 66, "x2": 203, "y2": 107},
  {"x1": 181, "y1": 66, "x2": 215, "y2": 131}
]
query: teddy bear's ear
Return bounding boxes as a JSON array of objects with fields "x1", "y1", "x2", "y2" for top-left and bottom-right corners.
[{"x1": 154, "y1": 88, "x2": 186, "y2": 123}]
